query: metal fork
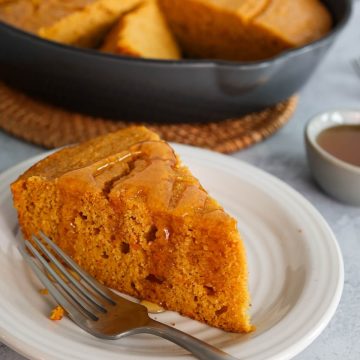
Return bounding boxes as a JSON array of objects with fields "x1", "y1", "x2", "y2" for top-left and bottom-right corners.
[
  {"x1": 19, "y1": 233, "x2": 238, "y2": 360},
  {"x1": 352, "y1": 57, "x2": 360, "y2": 78}
]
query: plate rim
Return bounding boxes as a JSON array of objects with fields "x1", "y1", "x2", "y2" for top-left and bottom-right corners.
[{"x1": 0, "y1": 144, "x2": 344, "y2": 360}]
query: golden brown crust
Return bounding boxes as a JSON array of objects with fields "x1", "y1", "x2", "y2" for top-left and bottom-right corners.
[
  {"x1": 0, "y1": 0, "x2": 94, "y2": 33},
  {"x1": 253, "y1": 0, "x2": 332, "y2": 47},
  {"x1": 37, "y1": 0, "x2": 142, "y2": 47}
]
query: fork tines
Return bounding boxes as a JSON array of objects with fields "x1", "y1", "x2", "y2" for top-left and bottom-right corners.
[{"x1": 19, "y1": 232, "x2": 116, "y2": 322}]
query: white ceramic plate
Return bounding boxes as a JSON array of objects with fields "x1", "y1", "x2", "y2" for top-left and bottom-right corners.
[{"x1": 0, "y1": 144, "x2": 343, "y2": 360}]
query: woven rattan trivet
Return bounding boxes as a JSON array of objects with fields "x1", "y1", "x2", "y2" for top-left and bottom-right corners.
[{"x1": 0, "y1": 81, "x2": 297, "y2": 153}]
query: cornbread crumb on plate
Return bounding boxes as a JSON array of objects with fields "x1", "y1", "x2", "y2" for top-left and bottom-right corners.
[
  {"x1": 39, "y1": 288, "x2": 49, "y2": 295},
  {"x1": 11, "y1": 126, "x2": 252, "y2": 333},
  {"x1": 50, "y1": 305, "x2": 65, "y2": 321}
]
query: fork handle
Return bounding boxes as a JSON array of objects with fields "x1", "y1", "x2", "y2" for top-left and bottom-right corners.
[{"x1": 140, "y1": 319, "x2": 239, "y2": 360}]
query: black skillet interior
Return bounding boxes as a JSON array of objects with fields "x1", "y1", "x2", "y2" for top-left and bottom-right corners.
[{"x1": 0, "y1": 0, "x2": 352, "y2": 123}]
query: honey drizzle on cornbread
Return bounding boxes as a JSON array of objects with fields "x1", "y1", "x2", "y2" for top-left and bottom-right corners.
[
  {"x1": 93, "y1": 151, "x2": 142, "y2": 177},
  {"x1": 140, "y1": 300, "x2": 165, "y2": 314}
]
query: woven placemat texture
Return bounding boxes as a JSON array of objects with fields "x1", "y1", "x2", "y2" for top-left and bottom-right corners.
[{"x1": 0, "y1": 81, "x2": 297, "y2": 153}]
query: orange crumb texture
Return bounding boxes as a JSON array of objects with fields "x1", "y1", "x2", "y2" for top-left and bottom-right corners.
[
  {"x1": 50, "y1": 306, "x2": 65, "y2": 321},
  {"x1": 39, "y1": 288, "x2": 49, "y2": 295},
  {"x1": 11, "y1": 126, "x2": 253, "y2": 333}
]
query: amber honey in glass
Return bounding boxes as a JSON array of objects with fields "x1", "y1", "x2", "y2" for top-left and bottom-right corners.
[{"x1": 316, "y1": 125, "x2": 360, "y2": 167}]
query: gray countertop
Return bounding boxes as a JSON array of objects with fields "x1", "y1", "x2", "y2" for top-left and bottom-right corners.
[{"x1": 1, "y1": 3, "x2": 360, "y2": 359}]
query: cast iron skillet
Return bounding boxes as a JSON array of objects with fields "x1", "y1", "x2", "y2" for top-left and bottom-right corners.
[{"x1": 0, "y1": 0, "x2": 352, "y2": 122}]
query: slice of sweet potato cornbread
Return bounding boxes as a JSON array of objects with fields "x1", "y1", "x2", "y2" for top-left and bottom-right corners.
[
  {"x1": 11, "y1": 126, "x2": 252, "y2": 333},
  {"x1": 38, "y1": 0, "x2": 142, "y2": 47},
  {"x1": 158, "y1": 0, "x2": 332, "y2": 61},
  {"x1": 101, "y1": 0, "x2": 181, "y2": 59}
]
